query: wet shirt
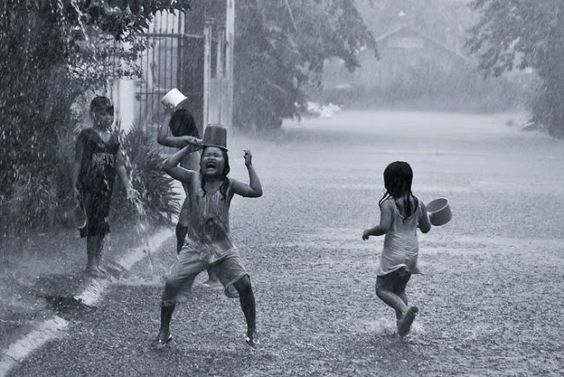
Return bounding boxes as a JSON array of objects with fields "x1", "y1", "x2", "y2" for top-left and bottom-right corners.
[
  {"x1": 76, "y1": 128, "x2": 120, "y2": 194},
  {"x1": 377, "y1": 198, "x2": 422, "y2": 276},
  {"x1": 184, "y1": 173, "x2": 235, "y2": 262}
]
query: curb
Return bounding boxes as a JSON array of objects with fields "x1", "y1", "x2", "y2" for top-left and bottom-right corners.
[{"x1": 0, "y1": 228, "x2": 172, "y2": 377}]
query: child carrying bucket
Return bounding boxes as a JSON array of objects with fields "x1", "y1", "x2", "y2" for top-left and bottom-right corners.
[
  {"x1": 158, "y1": 88, "x2": 219, "y2": 286},
  {"x1": 362, "y1": 161, "x2": 431, "y2": 336},
  {"x1": 154, "y1": 124, "x2": 263, "y2": 348}
]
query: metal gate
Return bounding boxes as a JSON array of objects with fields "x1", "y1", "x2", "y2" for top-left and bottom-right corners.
[
  {"x1": 136, "y1": 11, "x2": 191, "y2": 135},
  {"x1": 109, "y1": 1, "x2": 234, "y2": 139}
]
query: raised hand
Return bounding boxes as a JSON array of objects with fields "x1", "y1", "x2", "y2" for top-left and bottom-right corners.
[{"x1": 243, "y1": 149, "x2": 253, "y2": 167}]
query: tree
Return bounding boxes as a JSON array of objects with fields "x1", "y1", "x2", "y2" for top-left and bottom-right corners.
[
  {"x1": 0, "y1": 0, "x2": 191, "y2": 233},
  {"x1": 467, "y1": 0, "x2": 564, "y2": 138},
  {"x1": 234, "y1": 0, "x2": 376, "y2": 131}
]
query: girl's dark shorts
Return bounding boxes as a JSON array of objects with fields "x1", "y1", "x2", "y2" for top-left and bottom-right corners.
[{"x1": 79, "y1": 190, "x2": 112, "y2": 238}]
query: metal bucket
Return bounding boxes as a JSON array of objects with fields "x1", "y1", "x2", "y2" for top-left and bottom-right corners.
[
  {"x1": 61, "y1": 204, "x2": 87, "y2": 229},
  {"x1": 426, "y1": 198, "x2": 452, "y2": 226}
]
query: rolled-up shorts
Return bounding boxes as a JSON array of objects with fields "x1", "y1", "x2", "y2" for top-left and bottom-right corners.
[
  {"x1": 161, "y1": 244, "x2": 248, "y2": 306},
  {"x1": 79, "y1": 190, "x2": 111, "y2": 238}
]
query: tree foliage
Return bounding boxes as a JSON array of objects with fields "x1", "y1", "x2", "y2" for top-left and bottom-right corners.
[
  {"x1": 467, "y1": 0, "x2": 564, "y2": 137},
  {"x1": 234, "y1": 0, "x2": 376, "y2": 130},
  {"x1": 0, "y1": 0, "x2": 190, "y2": 234}
]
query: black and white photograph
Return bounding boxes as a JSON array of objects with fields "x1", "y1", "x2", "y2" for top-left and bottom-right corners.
[{"x1": 1, "y1": 1, "x2": 563, "y2": 376}]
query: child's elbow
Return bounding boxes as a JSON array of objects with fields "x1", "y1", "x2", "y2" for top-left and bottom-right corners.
[{"x1": 420, "y1": 224, "x2": 431, "y2": 233}]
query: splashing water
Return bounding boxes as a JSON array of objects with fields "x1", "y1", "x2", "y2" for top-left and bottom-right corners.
[
  {"x1": 69, "y1": 0, "x2": 89, "y2": 42},
  {"x1": 121, "y1": 141, "x2": 156, "y2": 276}
]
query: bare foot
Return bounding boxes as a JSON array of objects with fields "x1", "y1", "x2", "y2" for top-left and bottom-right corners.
[
  {"x1": 153, "y1": 330, "x2": 173, "y2": 350},
  {"x1": 245, "y1": 329, "x2": 259, "y2": 348},
  {"x1": 397, "y1": 306, "x2": 418, "y2": 336}
]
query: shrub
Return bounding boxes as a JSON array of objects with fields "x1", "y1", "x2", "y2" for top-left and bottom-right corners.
[{"x1": 112, "y1": 124, "x2": 180, "y2": 226}]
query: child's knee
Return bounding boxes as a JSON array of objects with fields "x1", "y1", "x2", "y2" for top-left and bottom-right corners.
[
  {"x1": 234, "y1": 275, "x2": 252, "y2": 295},
  {"x1": 375, "y1": 284, "x2": 387, "y2": 299},
  {"x1": 164, "y1": 276, "x2": 182, "y2": 291}
]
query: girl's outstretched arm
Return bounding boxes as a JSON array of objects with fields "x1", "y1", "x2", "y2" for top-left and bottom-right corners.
[
  {"x1": 418, "y1": 202, "x2": 431, "y2": 233},
  {"x1": 362, "y1": 200, "x2": 393, "y2": 240},
  {"x1": 231, "y1": 150, "x2": 263, "y2": 198},
  {"x1": 163, "y1": 145, "x2": 198, "y2": 184}
]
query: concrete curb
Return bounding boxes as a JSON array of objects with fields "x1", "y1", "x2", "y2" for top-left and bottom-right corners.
[{"x1": 0, "y1": 228, "x2": 172, "y2": 377}]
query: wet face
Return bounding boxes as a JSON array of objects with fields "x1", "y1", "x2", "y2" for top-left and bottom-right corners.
[
  {"x1": 200, "y1": 147, "x2": 225, "y2": 178},
  {"x1": 91, "y1": 105, "x2": 114, "y2": 130}
]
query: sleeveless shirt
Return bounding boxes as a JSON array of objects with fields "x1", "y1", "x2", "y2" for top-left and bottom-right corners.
[
  {"x1": 376, "y1": 198, "x2": 422, "y2": 276},
  {"x1": 183, "y1": 173, "x2": 235, "y2": 262}
]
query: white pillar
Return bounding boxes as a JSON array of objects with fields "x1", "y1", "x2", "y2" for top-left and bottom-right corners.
[
  {"x1": 203, "y1": 19, "x2": 213, "y2": 129},
  {"x1": 225, "y1": 0, "x2": 235, "y2": 131}
]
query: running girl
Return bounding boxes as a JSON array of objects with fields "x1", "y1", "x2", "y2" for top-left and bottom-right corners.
[{"x1": 362, "y1": 161, "x2": 431, "y2": 336}]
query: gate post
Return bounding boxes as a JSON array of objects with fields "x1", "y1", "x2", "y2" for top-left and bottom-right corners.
[
  {"x1": 203, "y1": 18, "x2": 213, "y2": 128},
  {"x1": 225, "y1": 0, "x2": 235, "y2": 131}
]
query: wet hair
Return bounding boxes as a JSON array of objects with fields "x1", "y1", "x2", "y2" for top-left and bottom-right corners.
[
  {"x1": 200, "y1": 147, "x2": 230, "y2": 199},
  {"x1": 169, "y1": 109, "x2": 200, "y2": 138},
  {"x1": 90, "y1": 96, "x2": 113, "y2": 113},
  {"x1": 378, "y1": 161, "x2": 418, "y2": 220}
]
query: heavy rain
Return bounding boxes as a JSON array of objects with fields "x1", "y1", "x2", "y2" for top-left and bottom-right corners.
[{"x1": 1, "y1": 1, "x2": 563, "y2": 376}]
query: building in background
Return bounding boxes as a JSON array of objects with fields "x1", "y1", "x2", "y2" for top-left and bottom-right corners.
[
  {"x1": 321, "y1": 25, "x2": 528, "y2": 111},
  {"x1": 323, "y1": 26, "x2": 472, "y2": 103}
]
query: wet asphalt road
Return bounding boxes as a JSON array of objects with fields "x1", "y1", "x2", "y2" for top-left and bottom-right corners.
[{"x1": 10, "y1": 111, "x2": 564, "y2": 376}]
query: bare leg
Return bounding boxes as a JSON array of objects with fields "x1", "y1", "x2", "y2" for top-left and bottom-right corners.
[
  {"x1": 233, "y1": 276, "x2": 257, "y2": 346},
  {"x1": 176, "y1": 197, "x2": 190, "y2": 254},
  {"x1": 396, "y1": 292, "x2": 408, "y2": 319},
  {"x1": 85, "y1": 235, "x2": 104, "y2": 276},
  {"x1": 157, "y1": 304, "x2": 175, "y2": 343},
  {"x1": 376, "y1": 284, "x2": 408, "y2": 316},
  {"x1": 155, "y1": 257, "x2": 202, "y2": 347},
  {"x1": 203, "y1": 268, "x2": 220, "y2": 286},
  {"x1": 86, "y1": 236, "x2": 96, "y2": 273},
  {"x1": 386, "y1": 270, "x2": 417, "y2": 336},
  {"x1": 94, "y1": 235, "x2": 105, "y2": 273}
]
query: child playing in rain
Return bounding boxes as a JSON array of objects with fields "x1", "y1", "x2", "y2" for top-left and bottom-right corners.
[
  {"x1": 157, "y1": 105, "x2": 219, "y2": 286},
  {"x1": 72, "y1": 96, "x2": 137, "y2": 277},
  {"x1": 362, "y1": 161, "x2": 431, "y2": 336},
  {"x1": 155, "y1": 124, "x2": 262, "y2": 348}
]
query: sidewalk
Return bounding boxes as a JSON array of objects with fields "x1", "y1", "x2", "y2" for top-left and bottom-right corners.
[{"x1": 0, "y1": 221, "x2": 171, "y2": 352}]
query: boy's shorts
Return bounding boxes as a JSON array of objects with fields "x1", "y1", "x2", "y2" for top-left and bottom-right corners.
[
  {"x1": 79, "y1": 191, "x2": 112, "y2": 238},
  {"x1": 161, "y1": 245, "x2": 248, "y2": 305}
]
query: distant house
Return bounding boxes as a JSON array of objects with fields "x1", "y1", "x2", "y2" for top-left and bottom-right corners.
[{"x1": 322, "y1": 25, "x2": 480, "y2": 103}]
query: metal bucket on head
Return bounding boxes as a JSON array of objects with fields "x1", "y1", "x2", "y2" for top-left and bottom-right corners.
[
  {"x1": 426, "y1": 198, "x2": 452, "y2": 226},
  {"x1": 161, "y1": 88, "x2": 189, "y2": 110}
]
